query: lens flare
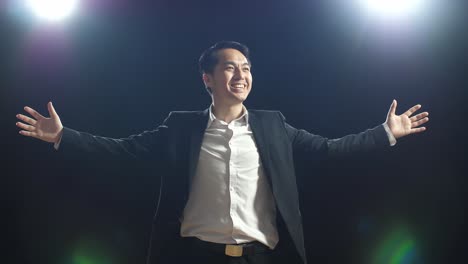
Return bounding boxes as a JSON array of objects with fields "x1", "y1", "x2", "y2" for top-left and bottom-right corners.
[
  {"x1": 69, "y1": 238, "x2": 115, "y2": 264},
  {"x1": 372, "y1": 228, "x2": 423, "y2": 264}
]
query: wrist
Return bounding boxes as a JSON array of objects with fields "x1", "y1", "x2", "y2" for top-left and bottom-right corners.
[
  {"x1": 54, "y1": 128, "x2": 64, "y2": 144},
  {"x1": 383, "y1": 122, "x2": 397, "y2": 146}
]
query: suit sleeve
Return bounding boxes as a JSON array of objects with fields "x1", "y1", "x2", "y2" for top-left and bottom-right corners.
[
  {"x1": 56, "y1": 113, "x2": 173, "y2": 160},
  {"x1": 281, "y1": 112, "x2": 390, "y2": 158}
]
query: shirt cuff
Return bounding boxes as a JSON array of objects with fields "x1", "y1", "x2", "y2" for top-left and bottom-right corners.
[
  {"x1": 383, "y1": 123, "x2": 397, "y2": 146},
  {"x1": 53, "y1": 133, "x2": 63, "y2": 150}
]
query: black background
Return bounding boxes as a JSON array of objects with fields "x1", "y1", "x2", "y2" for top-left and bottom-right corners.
[{"x1": 2, "y1": 0, "x2": 466, "y2": 263}]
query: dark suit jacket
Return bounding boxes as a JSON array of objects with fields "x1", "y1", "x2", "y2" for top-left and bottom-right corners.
[{"x1": 58, "y1": 109, "x2": 390, "y2": 264}]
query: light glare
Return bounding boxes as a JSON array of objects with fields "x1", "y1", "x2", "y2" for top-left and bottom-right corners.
[
  {"x1": 361, "y1": 0, "x2": 424, "y2": 18},
  {"x1": 26, "y1": 0, "x2": 78, "y2": 21}
]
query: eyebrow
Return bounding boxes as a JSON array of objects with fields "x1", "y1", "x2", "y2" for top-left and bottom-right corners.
[{"x1": 223, "y1": 61, "x2": 251, "y2": 67}]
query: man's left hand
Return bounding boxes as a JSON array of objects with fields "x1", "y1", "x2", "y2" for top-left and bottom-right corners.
[{"x1": 385, "y1": 100, "x2": 429, "y2": 139}]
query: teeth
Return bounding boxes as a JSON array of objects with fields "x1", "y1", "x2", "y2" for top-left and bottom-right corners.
[{"x1": 232, "y1": 84, "x2": 244, "y2": 88}]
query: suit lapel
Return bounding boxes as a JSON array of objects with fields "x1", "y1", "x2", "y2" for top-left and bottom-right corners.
[
  {"x1": 188, "y1": 109, "x2": 209, "y2": 186},
  {"x1": 248, "y1": 111, "x2": 272, "y2": 184}
]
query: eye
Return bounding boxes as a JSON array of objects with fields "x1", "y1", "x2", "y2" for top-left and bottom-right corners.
[
  {"x1": 226, "y1": 66, "x2": 235, "y2": 71},
  {"x1": 243, "y1": 67, "x2": 250, "y2": 72}
]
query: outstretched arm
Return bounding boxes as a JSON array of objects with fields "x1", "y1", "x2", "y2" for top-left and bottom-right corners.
[
  {"x1": 16, "y1": 101, "x2": 63, "y2": 144},
  {"x1": 16, "y1": 101, "x2": 171, "y2": 159},
  {"x1": 285, "y1": 100, "x2": 430, "y2": 158},
  {"x1": 385, "y1": 99, "x2": 429, "y2": 139}
]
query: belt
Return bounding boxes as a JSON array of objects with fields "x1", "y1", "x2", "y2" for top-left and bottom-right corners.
[{"x1": 186, "y1": 237, "x2": 271, "y2": 257}]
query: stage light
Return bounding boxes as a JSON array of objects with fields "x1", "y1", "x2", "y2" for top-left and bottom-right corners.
[
  {"x1": 25, "y1": 0, "x2": 78, "y2": 22},
  {"x1": 360, "y1": 0, "x2": 424, "y2": 19}
]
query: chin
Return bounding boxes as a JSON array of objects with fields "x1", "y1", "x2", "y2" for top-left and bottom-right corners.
[
  {"x1": 234, "y1": 95, "x2": 248, "y2": 102},
  {"x1": 238, "y1": 91, "x2": 250, "y2": 98}
]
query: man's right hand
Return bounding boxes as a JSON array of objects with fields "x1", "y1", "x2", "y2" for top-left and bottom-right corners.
[{"x1": 16, "y1": 102, "x2": 64, "y2": 144}]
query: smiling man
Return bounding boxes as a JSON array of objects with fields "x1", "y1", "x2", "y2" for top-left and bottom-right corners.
[
  {"x1": 202, "y1": 46, "x2": 252, "y2": 120},
  {"x1": 16, "y1": 41, "x2": 429, "y2": 264}
]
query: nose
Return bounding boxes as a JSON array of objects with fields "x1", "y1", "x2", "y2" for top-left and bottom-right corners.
[{"x1": 233, "y1": 67, "x2": 245, "y2": 80}]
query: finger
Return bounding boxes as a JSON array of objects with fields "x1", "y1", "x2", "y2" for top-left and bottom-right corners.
[
  {"x1": 24, "y1": 106, "x2": 45, "y2": 120},
  {"x1": 409, "y1": 112, "x2": 429, "y2": 122},
  {"x1": 16, "y1": 114, "x2": 37, "y2": 125},
  {"x1": 412, "y1": 117, "x2": 429, "y2": 127},
  {"x1": 403, "y1": 104, "x2": 422, "y2": 117},
  {"x1": 410, "y1": 127, "x2": 426, "y2": 134},
  {"x1": 16, "y1": 121, "x2": 35, "y2": 131},
  {"x1": 387, "y1": 99, "x2": 397, "y2": 117},
  {"x1": 47, "y1": 101, "x2": 59, "y2": 118},
  {"x1": 19, "y1": 130, "x2": 38, "y2": 138}
]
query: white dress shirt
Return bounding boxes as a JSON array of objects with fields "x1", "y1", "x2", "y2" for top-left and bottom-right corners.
[{"x1": 180, "y1": 106, "x2": 279, "y2": 249}]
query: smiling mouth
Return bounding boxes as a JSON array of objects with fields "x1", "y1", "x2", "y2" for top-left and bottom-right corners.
[{"x1": 230, "y1": 83, "x2": 246, "y2": 91}]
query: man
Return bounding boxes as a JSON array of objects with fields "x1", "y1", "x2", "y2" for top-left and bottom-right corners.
[{"x1": 16, "y1": 41, "x2": 429, "y2": 264}]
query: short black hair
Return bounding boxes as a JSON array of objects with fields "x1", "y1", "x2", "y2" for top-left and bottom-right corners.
[{"x1": 199, "y1": 41, "x2": 251, "y2": 75}]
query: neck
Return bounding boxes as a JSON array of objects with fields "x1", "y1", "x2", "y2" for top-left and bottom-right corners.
[{"x1": 212, "y1": 102, "x2": 244, "y2": 123}]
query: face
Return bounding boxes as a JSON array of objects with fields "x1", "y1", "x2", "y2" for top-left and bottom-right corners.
[{"x1": 203, "y1": 48, "x2": 252, "y2": 106}]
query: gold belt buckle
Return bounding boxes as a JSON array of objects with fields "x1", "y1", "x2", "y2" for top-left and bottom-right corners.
[{"x1": 225, "y1": 244, "x2": 243, "y2": 257}]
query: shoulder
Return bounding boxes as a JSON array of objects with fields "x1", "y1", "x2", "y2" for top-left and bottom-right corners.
[
  {"x1": 167, "y1": 110, "x2": 207, "y2": 118},
  {"x1": 249, "y1": 109, "x2": 286, "y2": 121},
  {"x1": 161, "y1": 109, "x2": 208, "y2": 126}
]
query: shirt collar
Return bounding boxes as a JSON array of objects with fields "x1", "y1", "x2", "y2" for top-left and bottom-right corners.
[{"x1": 207, "y1": 105, "x2": 249, "y2": 128}]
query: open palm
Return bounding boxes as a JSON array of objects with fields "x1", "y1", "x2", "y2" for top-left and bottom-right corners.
[
  {"x1": 16, "y1": 102, "x2": 63, "y2": 143},
  {"x1": 386, "y1": 100, "x2": 429, "y2": 139}
]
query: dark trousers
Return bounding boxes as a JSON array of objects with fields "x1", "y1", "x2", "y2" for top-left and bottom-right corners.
[
  {"x1": 161, "y1": 252, "x2": 274, "y2": 264},
  {"x1": 157, "y1": 237, "x2": 302, "y2": 264}
]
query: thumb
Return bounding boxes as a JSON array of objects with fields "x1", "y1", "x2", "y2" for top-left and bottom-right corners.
[
  {"x1": 387, "y1": 99, "x2": 397, "y2": 117},
  {"x1": 47, "y1": 101, "x2": 59, "y2": 118}
]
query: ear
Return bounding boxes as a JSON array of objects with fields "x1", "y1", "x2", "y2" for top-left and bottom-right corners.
[{"x1": 202, "y1": 73, "x2": 212, "y2": 88}]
